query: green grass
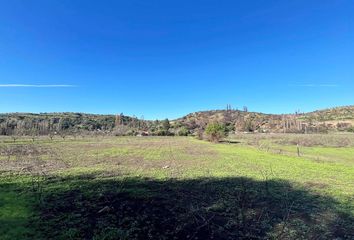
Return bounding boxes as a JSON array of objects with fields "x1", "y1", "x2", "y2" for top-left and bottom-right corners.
[
  {"x1": 210, "y1": 144, "x2": 354, "y2": 203},
  {"x1": 0, "y1": 135, "x2": 353, "y2": 239}
]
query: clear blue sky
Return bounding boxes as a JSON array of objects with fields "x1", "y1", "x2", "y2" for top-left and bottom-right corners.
[{"x1": 0, "y1": 0, "x2": 353, "y2": 119}]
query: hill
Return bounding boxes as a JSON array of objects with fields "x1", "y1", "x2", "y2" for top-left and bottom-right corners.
[
  {"x1": 176, "y1": 106, "x2": 354, "y2": 133},
  {"x1": 0, "y1": 106, "x2": 353, "y2": 136},
  {"x1": 0, "y1": 112, "x2": 141, "y2": 136}
]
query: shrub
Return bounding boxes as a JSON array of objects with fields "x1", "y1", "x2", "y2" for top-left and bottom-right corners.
[
  {"x1": 205, "y1": 123, "x2": 226, "y2": 142},
  {"x1": 348, "y1": 127, "x2": 354, "y2": 133},
  {"x1": 162, "y1": 119, "x2": 170, "y2": 132},
  {"x1": 156, "y1": 130, "x2": 174, "y2": 136},
  {"x1": 177, "y1": 127, "x2": 189, "y2": 136},
  {"x1": 195, "y1": 128, "x2": 204, "y2": 140},
  {"x1": 126, "y1": 129, "x2": 137, "y2": 136},
  {"x1": 112, "y1": 125, "x2": 130, "y2": 136},
  {"x1": 225, "y1": 123, "x2": 235, "y2": 133}
]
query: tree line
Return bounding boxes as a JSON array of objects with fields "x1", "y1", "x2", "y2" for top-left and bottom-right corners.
[{"x1": 1, "y1": 109, "x2": 352, "y2": 140}]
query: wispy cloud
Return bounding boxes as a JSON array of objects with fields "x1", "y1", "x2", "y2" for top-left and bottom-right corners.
[
  {"x1": 0, "y1": 84, "x2": 76, "y2": 88},
  {"x1": 289, "y1": 84, "x2": 338, "y2": 88}
]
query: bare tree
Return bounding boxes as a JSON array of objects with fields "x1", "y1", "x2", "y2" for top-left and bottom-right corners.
[
  {"x1": 8, "y1": 126, "x2": 23, "y2": 142},
  {"x1": 48, "y1": 131, "x2": 56, "y2": 141},
  {"x1": 59, "y1": 131, "x2": 67, "y2": 140}
]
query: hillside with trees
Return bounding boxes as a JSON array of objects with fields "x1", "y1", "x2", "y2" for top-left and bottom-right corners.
[
  {"x1": 175, "y1": 106, "x2": 354, "y2": 134},
  {"x1": 0, "y1": 106, "x2": 353, "y2": 138}
]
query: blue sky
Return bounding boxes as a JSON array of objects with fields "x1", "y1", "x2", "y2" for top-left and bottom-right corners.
[{"x1": 0, "y1": 0, "x2": 353, "y2": 119}]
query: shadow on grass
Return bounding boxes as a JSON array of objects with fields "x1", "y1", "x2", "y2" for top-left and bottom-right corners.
[
  {"x1": 2, "y1": 174, "x2": 354, "y2": 240},
  {"x1": 219, "y1": 139, "x2": 241, "y2": 144}
]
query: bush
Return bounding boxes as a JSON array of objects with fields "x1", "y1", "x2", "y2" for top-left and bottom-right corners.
[
  {"x1": 204, "y1": 123, "x2": 226, "y2": 142},
  {"x1": 177, "y1": 127, "x2": 189, "y2": 136},
  {"x1": 195, "y1": 128, "x2": 204, "y2": 140},
  {"x1": 156, "y1": 130, "x2": 174, "y2": 136},
  {"x1": 225, "y1": 123, "x2": 235, "y2": 133},
  {"x1": 112, "y1": 125, "x2": 130, "y2": 136},
  {"x1": 348, "y1": 127, "x2": 354, "y2": 133},
  {"x1": 126, "y1": 129, "x2": 137, "y2": 136}
]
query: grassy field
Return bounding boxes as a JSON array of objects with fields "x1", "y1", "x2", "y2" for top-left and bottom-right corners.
[{"x1": 0, "y1": 134, "x2": 353, "y2": 239}]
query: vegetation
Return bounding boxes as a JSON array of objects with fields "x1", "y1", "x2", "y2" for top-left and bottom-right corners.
[
  {"x1": 177, "y1": 126, "x2": 189, "y2": 136},
  {"x1": 0, "y1": 134, "x2": 353, "y2": 239},
  {"x1": 204, "y1": 122, "x2": 226, "y2": 142},
  {"x1": 0, "y1": 107, "x2": 353, "y2": 238},
  {"x1": 1, "y1": 106, "x2": 354, "y2": 139}
]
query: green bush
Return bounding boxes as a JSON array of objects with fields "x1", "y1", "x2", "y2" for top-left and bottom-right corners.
[
  {"x1": 177, "y1": 127, "x2": 189, "y2": 136},
  {"x1": 161, "y1": 119, "x2": 170, "y2": 132},
  {"x1": 205, "y1": 123, "x2": 226, "y2": 142},
  {"x1": 156, "y1": 130, "x2": 174, "y2": 136}
]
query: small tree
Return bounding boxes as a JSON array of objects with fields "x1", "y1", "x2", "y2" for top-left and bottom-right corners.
[
  {"x1": 29, "y1": 128, "x2": 39, "y2": 142},
  {"x1": 162, "y1": 119, "x2": 170, "y2": 131},
  {"x1": 48, "y1": 131, "x2": 55, "y2": 141},
  {"x1": 59, "y1": 130, "x2": 67, "y2": 140},
  {"x1": 205, "y1": 123, "x2": 226, "y2": 142},
  {"x1": 157, "y1": 119, "x2": 171, "y2": 136}
]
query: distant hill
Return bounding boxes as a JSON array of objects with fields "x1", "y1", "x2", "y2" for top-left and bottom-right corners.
[
  {"x1": 300, "y1": 106, "x2": 354, "y2": 121},
  {"x1": 0, "y1": 112, "x2": 141, "y2": 136},
  {"x1": 175, "y1": 106, "x2": 354, "y2": 133},
  {"x1": 0, "y1": 106, "x2": 353, "y2": 136}
]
